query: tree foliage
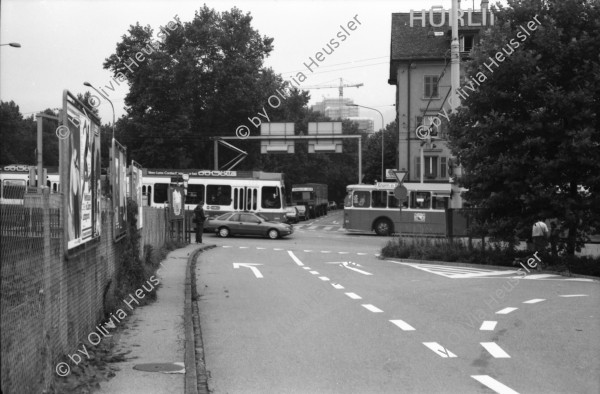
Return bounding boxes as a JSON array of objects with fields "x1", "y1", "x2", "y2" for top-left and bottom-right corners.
[
  {"x1": 448, "y1": 0, "x2": 600, "y2": 253},
  {"x1": 362, "y1": 121, "x2": 398, "y2": 184}
]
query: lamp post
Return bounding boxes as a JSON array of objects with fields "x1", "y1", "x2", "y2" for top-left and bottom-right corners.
[
  {"x1": 347, "y1": 104, "x2": 385, "y2": 182},
  {"x1": 0, "y1": 42, "x2": 21, "y2": 48},
  {"x1": 83, "y1": 81, "x2": 115, "y2": 140}
]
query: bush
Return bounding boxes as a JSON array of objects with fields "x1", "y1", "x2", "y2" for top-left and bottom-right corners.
[{"x1": 381, "y1": 236, "x2": 600, "y2": 276}]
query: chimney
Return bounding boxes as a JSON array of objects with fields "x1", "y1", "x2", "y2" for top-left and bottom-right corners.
[{"x1": 481, "y1": 0, "x2": 488, "y2": 10}]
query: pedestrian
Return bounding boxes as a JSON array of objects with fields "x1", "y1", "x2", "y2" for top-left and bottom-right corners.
[
  {"x1": 194, "y1": 200, "x2": 206, "y2": 243},
  {"x1": 532, "y1": 217, "x2": 549, "y2": 256}
]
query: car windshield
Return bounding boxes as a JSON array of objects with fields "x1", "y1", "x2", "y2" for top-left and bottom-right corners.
[
  {"x1": 285, "y1": 207, "x2": 297, "y2": 213},
  {"x1": 215, "y1": 213, "x2": 233, "y2": 220}
]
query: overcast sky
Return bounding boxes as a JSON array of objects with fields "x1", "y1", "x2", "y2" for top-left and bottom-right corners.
[{"x1": 1, "y1": 0, "x2": 495, "y2": 131}]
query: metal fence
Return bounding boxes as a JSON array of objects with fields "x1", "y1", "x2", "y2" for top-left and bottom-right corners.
[{"x1": 1, "y1": 190, "x2": 169, "y2": 393}]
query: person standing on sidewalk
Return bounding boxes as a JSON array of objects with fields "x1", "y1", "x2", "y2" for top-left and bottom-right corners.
[{"x1": 194, "y1": 201, "x2": 206, "y2": 243}]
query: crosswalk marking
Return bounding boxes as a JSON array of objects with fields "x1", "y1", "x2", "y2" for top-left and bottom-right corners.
[
  {"x1": 480, "y1": 321, "x2": 497, "y2": 331},
  {"x1": 362, "y1": 304, "x2": 383, "y2": 313},
  {"x1": 390, "y1": 319, "x2": 415, "y2": 331},
  {"x1": 471, "y1": 375, "x2": 519, "y2": 394},
  {"x1": 523, "y1": 299, "x2": 545, "y2": 304},
  {"x1": 345, "y1": 292, "x2": 362, "y2": 300},
  {"x1": 395, "y1": 262, "x2": 518, "y2": 278},
  {"x1": 423, "y1": 342, "x2": 457, "y2": 358},
  {"x1": 331, "y1": 283, "x2": 344, "y2": 290},
  {"x1": 481, "y1": 342, "x2": 511, "y2": 358},
  {"x1": 496, "y1": 307, "x2": 517, "y2": 315}
]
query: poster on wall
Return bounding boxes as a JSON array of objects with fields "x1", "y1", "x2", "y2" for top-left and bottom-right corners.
[
  {"x1": 60, "y1": 90, "x2": 102, "y2": 250},
  {"x1": 168, "y1": 185, "x2": 185, "y2": 220},
  {"x1": 112, "y1": 139, "x2": 128, "y2": 241},
  {"x1": 130, "y1": 161, "x2": 143, "y2": 229}
]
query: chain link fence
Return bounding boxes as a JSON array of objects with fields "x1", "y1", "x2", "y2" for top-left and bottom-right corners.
[{"x1": 1, "y1": 190, "x2": 169, "y2": 393}]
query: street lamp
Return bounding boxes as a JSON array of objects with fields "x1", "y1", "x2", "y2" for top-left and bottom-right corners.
[
  {"x1": 346, "y1": 103, "x2": 385, "y2": 182},
  {"x1": 83, "y1": 81, "x2": 115, "y2": 140},
  {"x1": 0, "y1": 42, "x2": 21, "y2": 47}
]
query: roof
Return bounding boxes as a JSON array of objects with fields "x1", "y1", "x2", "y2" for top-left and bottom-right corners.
[{"x1": 389, "y1": 11, "x2": 490, "y2": 82}]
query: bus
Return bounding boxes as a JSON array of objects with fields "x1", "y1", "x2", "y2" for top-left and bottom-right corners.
[
  {"x1": 141, "y1": 169, "x2": 288, "y2": 221},
  {"x1": 0, "y1": 165, "x2": 60, "y2": 205},
  {"x1": 343, "y1": 182, "x2": 451, "y2": 236}
]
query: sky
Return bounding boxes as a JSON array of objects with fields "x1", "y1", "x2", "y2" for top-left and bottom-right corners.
[{"x1": 1, "y1": 0, "x2": 495, "y2": 131}]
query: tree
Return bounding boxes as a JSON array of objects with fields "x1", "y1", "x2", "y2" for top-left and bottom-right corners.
[
  {"x1": 448, "y1": 0, "x2": 600, "y2": 254},
  {"x1": 0, "y1": 101, "x2": 34, "y2": 165},
  {"x1": 362, "y1": 121, "x2": 398, "y2": 184},
  {"x1": 103, "y1": 6, "x2": 284, "y2": 169}
]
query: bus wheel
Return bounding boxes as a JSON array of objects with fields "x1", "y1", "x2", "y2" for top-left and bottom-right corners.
[
  {"x1": 218, "y1": 227, "x2": 230, "y2": 238},
  {"x1": 374, "y1": 219, "x2": 393, "y2": 236}
]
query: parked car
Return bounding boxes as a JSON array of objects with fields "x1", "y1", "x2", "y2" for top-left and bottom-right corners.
[
  {"x1": 204, "y1": 212, "x2": 294, "y2": 239},
  {"x1": 328, "y1": 201, "x2": 337, "y2": 210},
  {"x1": 295, "y1": 205, "x2": 308, "y2": 221},
  {"x1": 284, "y1": 206, "x2": 300, "y2": 224}
]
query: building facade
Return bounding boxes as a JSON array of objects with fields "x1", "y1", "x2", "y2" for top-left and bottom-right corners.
[{"x1": 388, "y1": 3, "x2": 493, "y2": 182}]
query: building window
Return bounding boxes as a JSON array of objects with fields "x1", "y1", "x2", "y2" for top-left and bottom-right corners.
[
  {"x1": 415, "y1": 156, "x2": 439, "y2": 179},
  {"x1": 441, "y1": 157, "x2": 447, "y2": 178},
  {"x1": 424, "y1": 76, "x2": 439, "y2": 98},
  {"x1": 460, "y1": 35, "x2": 475, "y2": 52}
]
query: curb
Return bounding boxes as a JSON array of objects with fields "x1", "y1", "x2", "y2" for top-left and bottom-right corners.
[
  {"x1": 184, "y1": 244, "x2": 216, "y2": 394},
  {"x1": 382, "y1": 257, "x2": 599, "y2": 281}
]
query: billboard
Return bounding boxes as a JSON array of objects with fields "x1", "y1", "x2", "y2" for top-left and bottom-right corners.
[
  {"x1": 112, "y1": 139, "x2": 128, "y2": 240},
  {"x1": 130, "y1": 161, "x2": 143, "y2": 229},
  {"x1": 168, "y1": 185, "x2": 185, "y2": 220},
  {"x1": 60, "y1": 90, "x2": 102, "y2": 250}
]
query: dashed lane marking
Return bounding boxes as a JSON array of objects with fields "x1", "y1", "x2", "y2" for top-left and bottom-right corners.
[
  {"x1": 303, "y1": 250, "x2": 313, "y2": 252},
  {"x1": 357, "y1": 253, "x2": 367, "y2": 256},
  {"x1": 273, "y1": 248, "x2": 283, "y2": 251},
  {"x1": 309, "y1": 271, "x2": 319, "y2": 275},
  {"x1": 471, "y1": 375, "x2": 520, "y2": 394},
  {"x1": 480, "y1": 321, "x2": 497, "y2": 331},
  {"x1": 239, "y1": 246, "x2": 248, "y2": 249},
  {"x1": 302, "y1": 267, "x2": 311, "y2": 270},
  {"x1": 481, "y1": 342, "x2": 511, "y2": 358},
  {"x1": 287, "y1": 251, "x2": 304, "y2": 266},
  {"x1": 345, "y1": 292, "x2": 362, "y2": 300},
  {"x1": 331, "y1": 283, "x2": 344, "y2": 290},
  {"x1": 321, "y1": 251, "x2": 332, "y2": 253},
  {"x1": 523, "y1": 298, "x2": 545, "y2": 304},
  {"x1": 319, "y1": 276, "x2": 330, "y2": 281},
  {"x1": 559, "y1": 294, "x2": 589, "y2": 297},
  {"x1": 423, "y1": 342, "x2": 457, "y2": 358},
  {"x1": 362, "y1": 304, "x2": 383, "y2": 313},
  {"x1": 496, "y1": 307, "x2": 518, "y2": 315},
  {"x1": 389, "y1": 320, "x2": 415, "y2": 331},
  {"x1": 256, "y1": 247, "x2": 266, "y2": 250},
  {"x1": 222, "y1": 246, "x2": 232, "y2": 248},
  {"x1": 338, "y1": 251, "x2": 349, "y2": 254}
]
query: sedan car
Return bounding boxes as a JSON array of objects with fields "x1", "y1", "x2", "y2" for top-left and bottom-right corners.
[{"x1": 204, "y1": 212, "x2": 294, "y2": 239}]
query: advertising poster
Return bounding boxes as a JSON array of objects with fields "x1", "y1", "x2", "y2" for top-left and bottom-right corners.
[
  {"x1": 130, "y1": 161, "x2": 143, "y2": 229},
  {"x1": 112, "y1": 139, "x2": 128, "y2": 240},
  {"x1": 168, "y1": 185, "x2": 185, "y2": 220},
  {"x1": 61, "y1": 90, "x2": 101, "y2": 250}
]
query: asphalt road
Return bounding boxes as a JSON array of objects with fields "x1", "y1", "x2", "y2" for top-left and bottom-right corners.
[{"x1": 195, "y1": 210, "x2": 600, "y2": 394}]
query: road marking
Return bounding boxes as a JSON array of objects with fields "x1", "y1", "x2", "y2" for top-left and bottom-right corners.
[
  {"x1": 338, "y1": 251, "x2": 349, "y2": 254},
  {"x1": 323, "y1": 226, "x2": 333, "y2": 231},
  {"x1": 471, "y1": 375, "x2": 519, "y2": 394},
  {"x1": 374, "y1": 254, "x2": 380, "y2": 257},
  {"x1": 495, "y1": 307, "x2": 517, "y2": 315},
  {"x1": 309, "y1": 271, "x2": 319, "y2": 275},
  {"x1": 481, "y1": 342, "x2": 511, "y2": 358},
  {"x1": 308, "y1": 226, "x2": 318, "y2": 230},
  {"x1": 341, "y1": 262, "x2": 373, "y2": 276},
  {"x1": 303, "y1": 250, "x2": 312, "y2": 252},
  {"x1": 239, "y1": 246, "x2": 249, "y2": 249},
  {"x1": 389, "y1": 320, "x2": 415, "y2": 331},
  {"x1": 518, "y1": 274, "x2": 560, "y2": 279},
  {"x1": 232, "y1": 263, "x2": 263, "y2": 279},
  {"x1": 357, "y1": 252, "x2": 367, "y2": 256},
  {"x1": 394, "y1": 262, "x2": 519, "y2": 279},
  {"x1": 559, "y1": 294, "x2": 588, "y2": 297},
  {"x1": 319, "y1": 276, "x2": 330, "y2": 281},
  {"x1": 332, "y1": 221, "x2": 339, "y2": 224},
  {"x1": 331, "y1": 283, "x2": 344, "y2": 290},
  {"x1": 302, "y1": 267, "x2": 311, "y2": 270},
  {"x1": 287, "y1": 251, "x2": 304, "y2": 266},
  {"x1": 523, "y1": 298, "x2": 545, "y2": 304},
  {"x1": 256, "y1": 247, "x2": 266, "y2": 250},
  {"x1": 345, "y1": 292, "x2": 362, "y2": 300},
  {"x1": 362, "y1": 304, "x2": 383, "y2": 313},
  {"x1": 273, "y1": 248, "x2": 283, "y2": 251},
  {"x1": 480, "y1": 321, "x2": 497, "y2": 331},
  {"x1": 321, "y1": 251, "x2": 331, "y2": 253},
  {"x1": 222, "y1": 246, "x2": 232, "y2": 248},
  {"x1": 422, "y1": 342, "x2": 457, "y2": 358}
]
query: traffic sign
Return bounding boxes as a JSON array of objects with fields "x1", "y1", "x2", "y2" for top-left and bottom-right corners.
[
  {"x1": 393, "y1": 170, "x2": 408, "y2": 184},
  {"x1": 394, "y1": 185, "x2": 408, "y2": 201}
]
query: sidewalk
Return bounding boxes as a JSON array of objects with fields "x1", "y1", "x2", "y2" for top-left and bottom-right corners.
[{"x1": 98, "y1": 244, "x2": 213, "y2": 394}]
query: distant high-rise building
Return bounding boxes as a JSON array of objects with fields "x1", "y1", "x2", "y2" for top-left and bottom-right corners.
[
  {"x1": 347, "y1": 117, "x2": 375, "y2": 133},
  {"x1": 311, "y1": 98, "x2": 358, "y2": 119}
]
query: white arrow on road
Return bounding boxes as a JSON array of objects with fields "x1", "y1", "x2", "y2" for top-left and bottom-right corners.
[
  {"x1": 325, "y1": 261, "x2": 373, "y2": 276},
  {"x1": 233, "y1": 263, "x2": 264, "y2": 278}
]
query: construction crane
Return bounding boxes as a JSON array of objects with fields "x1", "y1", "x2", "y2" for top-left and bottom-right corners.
[{"x1": 302, "y1": 78, "x2": 363, "y2": 100}]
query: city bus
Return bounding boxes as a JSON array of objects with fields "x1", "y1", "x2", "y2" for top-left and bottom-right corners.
[
  {"x1": 0, "y1": 165, "x2": 60, "y2": 205},
  {"x1": 343, "y1": 182, "x2": 451, "y2": 236},
  {"x1": 141, "y1": 169, "x2": 288, "y2": 221}
]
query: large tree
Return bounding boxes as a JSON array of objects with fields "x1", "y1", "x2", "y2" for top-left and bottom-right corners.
[
  {"x1": 362, "y1": 121, "x2": 398, "y2": 184},
  {"x1": 104, "y1": 6, "x2": 288, "y2": 169},
  {"x1": 448, "y1": 0, "x2": 600, "y2": 253}
]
